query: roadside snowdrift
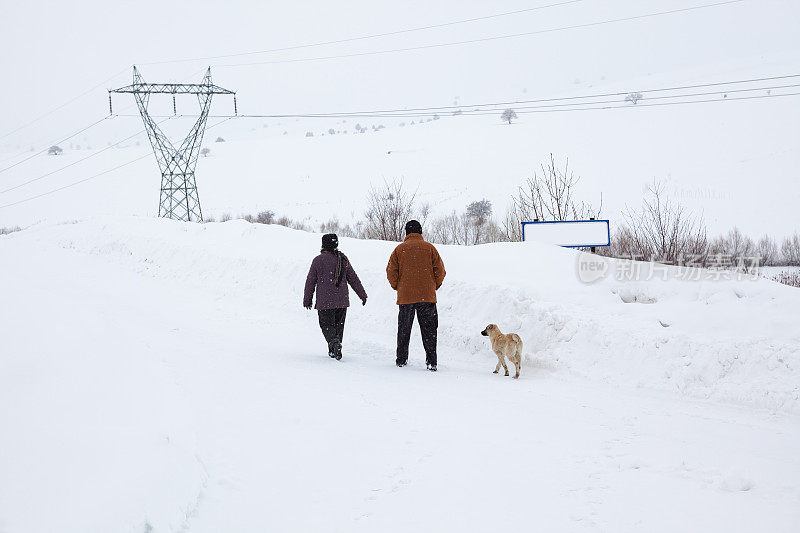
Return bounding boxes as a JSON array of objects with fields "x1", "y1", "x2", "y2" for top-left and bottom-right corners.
[
  {"x1": 2, "y1": 217, "x2": 799, "y2": 533},
  {"x1": 6, "y1": 217, "x2": 799, "y2": 412}
]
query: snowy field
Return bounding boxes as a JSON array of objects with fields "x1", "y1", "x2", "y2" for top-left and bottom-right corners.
[
  {"x1": 1, "y1": 217, "x2": 798, "y2": 532},
  {"x1": 1, "y1": 1, "x2": 799, "y2": 531}
]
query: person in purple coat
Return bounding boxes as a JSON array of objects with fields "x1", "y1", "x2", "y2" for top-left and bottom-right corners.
[{"x1": 303, "y1": 233, "x2": 368, "y2": 360}]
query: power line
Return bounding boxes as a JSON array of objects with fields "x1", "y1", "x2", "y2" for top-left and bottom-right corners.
[
  {"x1": 217, "y1": 0, "x2": 745, "y2": 67},
  {"x1": 302, "y1": 74, "x2": 800, "y2": 116},
  {"x1": 495, "y1": 90, "x2": 800, "y2": 114},
  {"x1": 0, "y1": 101, "x2": 142, "y2": 168},
  {"x1": 0, "y1": 119, "x2": 169, "y2": 195},
  {"x1": 0, "y1": 117, "x2": 110, "y2": 175},
  {"x1": 248, "y1": 91, "x2": 800, "y2": 116},
  {"x1": 0, "y1": 68, "x2": 129, "y2": 142},
  {"x1": 479, "y1": 83, "x2": 800, "y2": 113},
  {"x1": 111, "y1": 90, "x2": 798, "y2": 120},
  {"x1": 109, "y1": 75, "x2": 799, "y2": 119},
  {"x1": 140, "y1": 0, "x2": 586, "y2": 65},
  {"x1": 3, "y1": 71, "x2": 790, "y2": 171},
  {"x1": 0, "y1": 117, "x2": 233, "y2": 210},
  {"x1": 239, "y1": 82, "x2": 797, "y2": 117},
  {"x1": 0, "y1": 84, "x2": 790, "y2": 211},
  {"x1": 0, "y1": 154, "x2": 151, "y2": 209}
]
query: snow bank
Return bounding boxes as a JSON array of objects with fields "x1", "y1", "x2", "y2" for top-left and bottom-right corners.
[
  {"x1": 6, "y1": 217, "x2": 799, "y2": 413},
  {"x1": 2, "y1": 217, "x2": 799, "y2": 533}
]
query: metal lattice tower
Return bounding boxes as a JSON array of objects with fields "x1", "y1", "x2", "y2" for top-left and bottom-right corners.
[{"x1": 110, "y1": 66, "x2": 236, "y2": 222}]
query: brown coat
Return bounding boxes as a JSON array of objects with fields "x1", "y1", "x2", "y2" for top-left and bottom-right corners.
[{"x1": 386, "y1": 234, "x2": 446, "y2": 305}]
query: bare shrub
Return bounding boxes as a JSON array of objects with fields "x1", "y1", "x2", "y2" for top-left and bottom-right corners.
[
  {"x1": 47, "y1": 145, "x2": 63, "y2": 155},
  {"x1": 772, "y1": 270, "x2": 800, "y2": 288},
  {"x1": 0, "y1": 225, "x2": 22, "y2": 235},
  {"x1": 616, "y1": 179, "x2": 707, "y2": 264},
  {"x1": 504, "y1": 154, "x2": 602, "y2": 241},
  {"x1": 289, "y1": 219, "x2": 309, "y2": 232},
  {"x1": 200, "y1": 148, "x2": 211, "y2": 157},
  {"x1": 362, "y1": 179, "x2": 416, "y2": 241},
  {"x1": 319, "y1": 218, "x2": 358, "y2": 238},
  {"x1": 256, "y1": 210, "x2": 275, "y2": 224},
  {"x1": 220, "y1": 213, "x2": 232, "y2": 222},
  {"x1": 203, "y1": 215, "x2": 216, "y2": 223}
]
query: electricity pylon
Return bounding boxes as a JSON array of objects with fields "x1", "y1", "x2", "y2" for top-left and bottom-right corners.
[{"x1": 109, "y1": 66, "x2": 236, "y2": 222}]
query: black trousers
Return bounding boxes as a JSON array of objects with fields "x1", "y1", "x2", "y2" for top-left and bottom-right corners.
[
  {"x1": 318, "y1": 308, "x2": 347, "y2": 351},
  {"x1": 396, "y1": 302, "x2": 438, "y2": 366}
]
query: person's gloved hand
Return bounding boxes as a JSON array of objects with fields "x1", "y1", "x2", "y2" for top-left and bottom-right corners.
[{"x1": 361, "y1": 296, "x2": 367, "y2": 306}]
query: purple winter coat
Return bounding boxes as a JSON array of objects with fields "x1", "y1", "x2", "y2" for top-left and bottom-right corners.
[{"x1": 303, "y1": 251, "x2": 368, "y2": 310}]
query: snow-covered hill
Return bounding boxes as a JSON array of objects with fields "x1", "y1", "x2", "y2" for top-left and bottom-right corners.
[
  {"x1": 1, "y1": 79, "x2": 798, "y2": 238},
  {"x1": 1, "y1": 218, "x2": 798, "y2": 532}
]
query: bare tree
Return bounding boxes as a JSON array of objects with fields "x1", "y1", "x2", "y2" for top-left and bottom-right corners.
[
  {"x1": 418, "y1": 202, "x2": 431, "y2": 227},
  {"x1": 426, "y1": 201, "x2": 505, "y2": 246},
  {"x1": 200, "y1": 148, "x2": 211, "y2": 157},
  {"x1": 47, "y1": 145, "x2": 63, "y2": 155},
  {"x1": 709, "y1": 227, "x2": 754, "y2": 261},
  {"x1": 782, "y1": 233, "x2": 800, "y2": 266},
  {"x1": 756, "y1": 235, "x2": 778, "y2": 266},
  {"x1": 504, "y1": 154, "x2": 602, "y2": 240},
  {"x1": 466, "y1": 199, "x2": 493, "y2": 244},
  {"x1": 501, "y1": 109, "x2": 518, "y2": 124},
  {"x1": 466, "y1": 199, "x2": 492, "y2": 225},
  {"x1": 618, "y1": 179, "x2": 707, "y2": 264},
  {"x1": 625, "y1": 92, "x2": 644, "y2": 104},
  {"x1": 362, "y1": 179, "x2": 417, "y2": 241},
  {"x1": 429, "y1": 211, "x2": 461, "y2": 245}
]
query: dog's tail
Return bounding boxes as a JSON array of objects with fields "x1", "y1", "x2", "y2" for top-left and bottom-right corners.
[{"x1": 510, "y1": 334, "x2": 523, "y2": 359}]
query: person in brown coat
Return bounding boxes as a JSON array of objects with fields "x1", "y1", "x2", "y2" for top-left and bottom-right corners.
[{"x1": 386, "y1": 220, "x2": 446, "y2": 371}]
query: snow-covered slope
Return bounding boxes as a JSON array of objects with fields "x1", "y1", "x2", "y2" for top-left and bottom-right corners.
[
  {"x1": 1, "y1": 218, "x2": 798, "y2": 532},
  {"x1": 1, "y1": 83, "x2": 798, "y2": 239}
]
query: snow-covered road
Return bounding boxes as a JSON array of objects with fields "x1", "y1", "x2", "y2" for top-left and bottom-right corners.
[{"x1": 1, "y1": 218, "x2": 798, "y2": 532}]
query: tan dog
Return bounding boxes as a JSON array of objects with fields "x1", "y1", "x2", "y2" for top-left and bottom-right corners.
[{"x1": 480, "y1": 324, "x2": 523, "y2": 379}]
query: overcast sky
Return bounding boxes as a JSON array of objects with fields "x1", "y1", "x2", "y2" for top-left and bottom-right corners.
[{"x1": 1, "y1": 0, "x2": 798, "y2": 147}]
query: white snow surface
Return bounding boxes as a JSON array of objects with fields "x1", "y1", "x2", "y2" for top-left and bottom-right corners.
[{"x1": 1, "y1": 217, "x2": 799, "y2": 532}]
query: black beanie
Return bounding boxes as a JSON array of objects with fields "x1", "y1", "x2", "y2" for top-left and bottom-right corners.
[
  {"x1": 405, "y1": 220, "x2": 422, "y2": 235},
  {"x1": 321, "y1": 233, "x2": 338, "y2": 251}
]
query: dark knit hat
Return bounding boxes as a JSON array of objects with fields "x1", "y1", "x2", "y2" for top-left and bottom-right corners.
[
  {"x1": 321, "y1": 233, "x2": 338, "y2": 251},
  {"x1": 405, "y1": 220, "x2": 422, "y2": 235}
]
